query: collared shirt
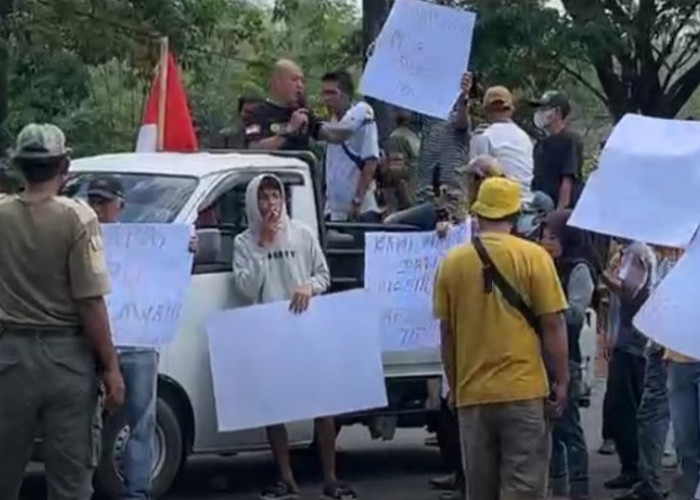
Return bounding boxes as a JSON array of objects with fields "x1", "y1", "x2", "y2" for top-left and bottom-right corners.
[
  {"x1": 0, "y1": 194, "x2": 111, "y2": 327},
  {"x1": 324, "y1": 101, "x2": 380, "y2": 221}
]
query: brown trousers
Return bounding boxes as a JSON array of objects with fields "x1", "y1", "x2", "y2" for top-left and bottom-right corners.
[{"x1": 458, "y1": 398, "x2": 550, "y2": 500}]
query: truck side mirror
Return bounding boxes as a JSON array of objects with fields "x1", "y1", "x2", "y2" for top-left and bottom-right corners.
[{"x1": 194, "y1": 228, "x2": 222, "y2": 266}]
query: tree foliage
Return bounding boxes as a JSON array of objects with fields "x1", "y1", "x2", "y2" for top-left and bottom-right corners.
[
  {"x1": 2, "y1": 0, "x2": 362, "y2": 156},
  {"x1": 561, "y1": 0, "x2": 700, "y2": 119}
]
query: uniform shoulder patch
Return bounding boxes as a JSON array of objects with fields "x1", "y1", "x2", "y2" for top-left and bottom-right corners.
[{"x1": 54, "y1": 196, "x2": 98, "y2": 225}]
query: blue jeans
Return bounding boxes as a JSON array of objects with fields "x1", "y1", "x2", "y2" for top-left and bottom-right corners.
[
  {"x1": 668, "y1": 361, "x2": 700, "y2": 500},
  {"x1": 634, "y1": 347, "x2": 670, "y2": 497},
  {"x1": 550, "y1": 362, "x2": 589, "y2": 498},
  {"x1": 119, "y1": 348, "x2": 158, "y2": 500},
  {"x1": 383, "y1": 202, "x2": 437, "y2": 229}
]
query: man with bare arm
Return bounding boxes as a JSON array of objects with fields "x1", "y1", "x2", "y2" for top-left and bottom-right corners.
[{"x1": 233, "y1": 174, "x2": 356, "y2": 500}]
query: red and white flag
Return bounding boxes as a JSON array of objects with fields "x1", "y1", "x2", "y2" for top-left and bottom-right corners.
[{"x1": 135, "y1": 51, "x2": 198, "y2": 152}]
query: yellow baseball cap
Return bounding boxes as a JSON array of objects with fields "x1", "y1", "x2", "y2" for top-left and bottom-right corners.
[{"x1": 471, "y1": 177, "x2": 521, "y2": 219}]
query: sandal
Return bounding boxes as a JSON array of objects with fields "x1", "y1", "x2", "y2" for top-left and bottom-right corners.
[
  {"x1": 320, "y1": 481, "x2": 358, "y2": 500},
  {"x1": 260, "y1": 481, "x2": 301, "y2": 500}
]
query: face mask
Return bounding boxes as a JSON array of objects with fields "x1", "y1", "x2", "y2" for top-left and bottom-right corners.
[{"x1": 534, "y1": 109, "x2": 555, "y2": 131}]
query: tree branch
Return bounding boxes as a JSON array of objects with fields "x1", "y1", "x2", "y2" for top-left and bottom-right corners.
[
  {"x1": 663, "y1": 33, "x2": 700, "y2": 91},
  {"x1": 554, "y1": 58, "x2": 609, "y2": 105},
  {"x1": 667, "y1": 57, "x2": 700, "y2": 116}
]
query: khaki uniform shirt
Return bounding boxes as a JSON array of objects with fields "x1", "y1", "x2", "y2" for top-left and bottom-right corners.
[{"x1": 0, "y1": 194, "x2": 111, "y2": 327}]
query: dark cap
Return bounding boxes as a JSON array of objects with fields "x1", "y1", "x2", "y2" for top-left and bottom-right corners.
[
  {"x1": 529, "y1": 91, "x2": 571, "y2": 118},
  {"x1": 87, "y1": 176, "x2": 124, "y2": 200}
]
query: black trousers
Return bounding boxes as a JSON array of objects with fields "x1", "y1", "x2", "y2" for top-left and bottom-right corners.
[
  {"x1": 436, "y1": 399, "x2": 465, "y2": 490},
  {"x1": 608, "y1": 349, "x2": 647, "y2": 477}
]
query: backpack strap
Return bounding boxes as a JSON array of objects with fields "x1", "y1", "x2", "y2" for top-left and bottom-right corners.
[{"x1": 472, "y1": 236, "x2": 540, "y2": 335}]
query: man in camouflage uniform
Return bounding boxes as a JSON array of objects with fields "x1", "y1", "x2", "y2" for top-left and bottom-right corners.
[{"x1": 0, "y1": 124, "x2": 124, "y2": 500}]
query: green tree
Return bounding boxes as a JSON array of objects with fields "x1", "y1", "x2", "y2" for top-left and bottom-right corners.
[{"x1": 561, "y1": 0, "x2": 700, "y2": 119}]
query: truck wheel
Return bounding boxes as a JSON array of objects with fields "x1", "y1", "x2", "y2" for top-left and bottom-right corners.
[{"x1": 94, "y1": 398, "x2": 184, "y2": 498}]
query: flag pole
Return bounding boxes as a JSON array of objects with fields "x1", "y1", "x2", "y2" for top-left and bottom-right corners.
[{"x1": 157, "y1": 37, "x2": 169, "y2": 151}]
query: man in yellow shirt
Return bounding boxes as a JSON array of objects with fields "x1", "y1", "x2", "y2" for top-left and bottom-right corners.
[{"x1": 434, "y1": 177, "x2": 569, "y2": 499}]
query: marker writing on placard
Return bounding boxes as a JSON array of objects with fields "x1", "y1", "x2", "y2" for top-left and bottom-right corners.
[
  {"x1": 372, "y1": 234, "x2": 415, "y2": 255},
  {"x1": 105, "y1": 225, "x2": 167, "y2": 251},
  {"x1": 400, "y1": 326, "x2": 430, "y2": 346},
  {"x1": 378, "y1": 275, "x2": 433, "y2": 295},
  {"x1": 107, "y1": 260, "x2": 144, "y2": 287},
  {"x1": 113, "y1": 301, "x2": 182, "y2": 324}
]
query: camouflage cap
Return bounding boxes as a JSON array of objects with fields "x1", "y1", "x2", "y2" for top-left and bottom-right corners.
[{"x1": 11, "y1": 123, "x2": 72, "y2": 160}]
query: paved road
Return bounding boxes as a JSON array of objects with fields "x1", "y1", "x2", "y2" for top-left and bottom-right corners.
[{"x1": 19, "y1": 379, "x2": 675, "y2": 499}]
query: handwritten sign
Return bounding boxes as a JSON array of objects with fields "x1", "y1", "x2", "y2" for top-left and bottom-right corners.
[
  {"x1": 207, "y1": 290, "x2": 387, "y2": 432},
  {"x1": 570, "y1": 114, "x2": 700, "y2": 248},
  {"x1": 365, "y1": 226, "x2": 469, "y2": 351},
  {"x1": 634, "y1": 233, "x2": 700, "y2": 360},
  {"x1": 360, "y1": 0, "x2": 476, "y2": 119},
  {"x1": 102, "y1": 223, "x2": 193, "y2": 348}
]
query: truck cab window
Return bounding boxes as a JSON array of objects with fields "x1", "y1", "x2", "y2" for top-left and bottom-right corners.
[{"x1": 194, "y1": 173, "x2": 301, "y2": 274}]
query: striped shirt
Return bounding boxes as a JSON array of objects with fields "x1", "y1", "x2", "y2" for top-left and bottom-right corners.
[{"x1": 414, "y1": 115, "x2": 470, "y2": 220}]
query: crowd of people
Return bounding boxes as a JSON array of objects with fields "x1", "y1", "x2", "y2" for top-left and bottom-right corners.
[{"x1": 1, "y1": 53, "x2": 700, "y2": 500}]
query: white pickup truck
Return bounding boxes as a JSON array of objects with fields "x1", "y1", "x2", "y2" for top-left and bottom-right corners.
[{"x1": 63, "y1": 150, "x2": 597, "y2": 497}]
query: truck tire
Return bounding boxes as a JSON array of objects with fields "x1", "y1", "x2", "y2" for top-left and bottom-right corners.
[{"x1": 94, "y1": 398, "x2": 184, "y2": 498}]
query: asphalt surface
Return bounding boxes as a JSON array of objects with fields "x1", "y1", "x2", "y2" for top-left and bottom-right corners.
[{"x1": 19, "y1": 378, "x2": 676, "y2": 499}]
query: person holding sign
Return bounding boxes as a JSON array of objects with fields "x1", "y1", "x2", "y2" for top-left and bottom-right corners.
[
  {"x1": 0, "y1": 124, "x2": 124, "y2": 500},
  {"x1": 384, "y1": 72, "x2": 473, "y2": 229},
  {"x1": 87, "y1": 175, "x2": 196, "y2": 500},
  {"x1": 232, "y1": 174, "x2": 355, "y2": 500},
  {"x1": 434, "y1": 177, "x2": 569, "y2": 500}
]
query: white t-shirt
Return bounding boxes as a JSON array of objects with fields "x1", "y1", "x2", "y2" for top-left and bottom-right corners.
[
  {"x1": 324, "y1": 102, "x2": 380, "y2": 221},
  {"x1": 470, "y1": 121, "x2": 534, "y2": 203}
]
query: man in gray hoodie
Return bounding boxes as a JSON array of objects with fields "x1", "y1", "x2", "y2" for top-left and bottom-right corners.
[{"x1": 233, "y1": 174, "x2": 356, "y2": 500}]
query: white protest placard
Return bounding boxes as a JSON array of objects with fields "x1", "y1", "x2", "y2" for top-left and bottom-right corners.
[
  {"x1": 206, "y1": 289, "x2": 387, "y2": 432},
  {"x1": 569, "y1": 114, "x2": 700, "y2": 248},
  {"x1": 634, "y1": 234, "x2": 700, "y2": 360},
  {"x1": 359, "y1": 0, "x2": 476, "y2": 119},
  {"x1": 103, "y1": 223, "x2": 193, "y2": 348},
  {"x1": 365, "y1": 225, "x2": 469, "y2": 352}
]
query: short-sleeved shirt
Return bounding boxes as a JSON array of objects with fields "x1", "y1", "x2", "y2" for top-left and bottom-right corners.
[
  {"x1": 470, "y1": 121, "x2": 534, "y2": 203},
  {"x1": 0, "y1": 194, "x2": 111, "y2": 327},
  {"x1": 532, "y1": 129, "x2": 584, "y2": 207},
  {"x1": 244, "y1": 99, "x2": 319, "y2": 151},
  {"x1": 324, "y1": 101, "x2": 380, "y2": 220},
  {"x1": 434, "y1": 232, "x2": 567, "y2": 407}
]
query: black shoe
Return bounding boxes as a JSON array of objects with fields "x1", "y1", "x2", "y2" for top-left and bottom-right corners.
[
  {"x1": 615, "y1": 490, "x2": 664, "y2": 500},
  {"x1": 429, "y1": 474, "x2": 457, "y2": 491},
  {"x1": 605, "y1": 475, "x2": 639, "y2": 490}
]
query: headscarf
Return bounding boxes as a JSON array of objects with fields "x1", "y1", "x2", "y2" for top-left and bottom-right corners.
[
  {"x1": 245, "y1": 173, "x2": 290, "y2": 246},
  {"x1": 543, "y1": 209, "x2": 596, "y2": 285}
]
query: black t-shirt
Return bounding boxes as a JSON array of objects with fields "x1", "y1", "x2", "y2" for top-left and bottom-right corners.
[
  {"x1": 532, "y1": 129, "x2": 584, "y2": 208},
  {"x1": 244, "y1": 100, "x2": 319, "y2": 151}
]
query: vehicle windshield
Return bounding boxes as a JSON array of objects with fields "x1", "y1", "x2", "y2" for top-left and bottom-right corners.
[{"x1": 63, "y1": 173, "x2": 198, "y2": 223}]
